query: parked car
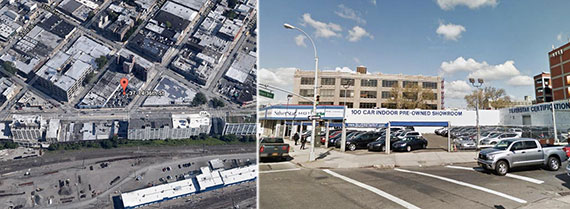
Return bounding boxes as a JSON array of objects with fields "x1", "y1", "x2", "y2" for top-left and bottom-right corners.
[
  {"x1": 397, "y1": 131, "x2": 422, "y2": 139},
  {"x1": 563, "y1": 144, "x2": 570, "y2": 158},
  {"x1": 259, "y1": 137, "x2": 290, "y2": 160},
  {"x1": 508, "y1": 128, "x2": 523, "y2": 137},
  {"x1": 321, "y1": 130, "x2": 342, "y2": 145},
  {"x1": 479, "y1": 132, "x2": 520, "y2": 145},
  {"x1": 343, "y1": 131, "x2": 383, "y2": 151},
  {"x1": 334, "y1": 131, "x2": 363, "y2": 148},
  {"x1": 455, "y1": 139, "x2": 477, "y2": 150},
  {"x1": 367, "y1": 135, "x2": 401, "y2": 152},
  {"x1": 477, "y1": 138, "x2": 568, "y2": 175},
  {"x1": 392, "y1": 136, "x2": 428, "y2": 152}
]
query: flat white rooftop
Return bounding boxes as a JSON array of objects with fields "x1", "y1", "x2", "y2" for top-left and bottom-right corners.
[{"x1": 121, "y1": 178, "x2": 197, "y2": 208}]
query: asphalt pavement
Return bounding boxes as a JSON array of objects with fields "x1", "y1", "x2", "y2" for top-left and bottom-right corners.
[{"x1": 260, "y1": 161, "x2": 570, "y2": 209}]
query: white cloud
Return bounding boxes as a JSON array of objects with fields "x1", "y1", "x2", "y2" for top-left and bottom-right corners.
[
  {"x1": 437, "y1": 0, "x2": 498, "y2": 10},
  {"x1": 258, "y1": 67, "x2": 298, "y2": 105},
  {"x1": 301, "y1": 13, "x2": 342, "y2": 38},
  {"x1": 467, "y1": 60, "x2": 520, "y2": 81},
  {"x1": 440, "y1": 57, "x2": 487, "y2": 74},
  {"x1": 335, "y1": 4, "x2": 366, "y2": 25},
  {"x1": 334, "y1": 66, "x2": 355, "y2": 73},
  {"x1": 347, "y1": 26, "x2": 374, "y2": 42},
  {"x1": 557, "y1": 33, "x2": 564, "y2": 42},
  {"x1": 371, "y1": 0, "x2": 376, "y2": 6},
  {"x1": 445, "y1": 80, "x2": 472, "y2": 99},
  {"x1": 440, "y1": 57, "x2": 534, "y2": 87},
  {"x1": 295, "y1": 35, "x2": 306, "y2": 47},
  {"x1": 507, "y1": 75, "x2": 534, "y2": 86},
  {"x1": 436, "y1": 22, "x2": 466, "y2": 41}
]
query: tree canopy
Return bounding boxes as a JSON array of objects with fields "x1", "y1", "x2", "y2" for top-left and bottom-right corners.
[
  {"x1": 464, "y1": 87, "x2": 513, "y2": 109},
  {"x1": 192, "y1": 92, "x2": 207, "y2": 106},
  {"x1": 388, "y1": 83, "x2": 438, "y2": 109}
]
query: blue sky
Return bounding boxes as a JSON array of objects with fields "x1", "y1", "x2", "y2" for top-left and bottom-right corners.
[{"x1": 258, "y1": 0, "x2": 570, "y2": 108}]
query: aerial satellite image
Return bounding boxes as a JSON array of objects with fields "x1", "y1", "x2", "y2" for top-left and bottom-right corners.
[{"x1": 0, "y1": 0, "x2": 257, "y2": 208}]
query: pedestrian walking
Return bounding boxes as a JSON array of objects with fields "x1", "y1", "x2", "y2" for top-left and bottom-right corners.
[
  {"x1": 300, "y1": 135, "x2": 307, "y2": 150},
  {"x1": 293, "y1": 132, "x2": 300, "y2": 145}
]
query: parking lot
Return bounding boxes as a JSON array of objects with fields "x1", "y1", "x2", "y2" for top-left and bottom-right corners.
[{"x1": 260, "y1": 161, "x2": 570, "y2": 209}]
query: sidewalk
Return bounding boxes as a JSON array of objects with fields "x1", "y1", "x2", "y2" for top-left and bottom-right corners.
[
  {"x1": 285, "y1": 138, "x2": 478, "y2": 169},
  {"x1": 518, "y1": 195, "x2": 570, "y2": 209}
]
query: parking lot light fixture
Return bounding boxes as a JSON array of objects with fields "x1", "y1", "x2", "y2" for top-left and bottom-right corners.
[
  {"x1": 284, "y1": 23, "x2": 318, "y2": 161},
  {"x1": 469, "y1": 78, "x2": 484, "y2": 149}
]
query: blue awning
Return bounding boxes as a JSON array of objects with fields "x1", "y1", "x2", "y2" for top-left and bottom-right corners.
[{"x1": 388, "y1": 121, "x2": 449, "y2": 127}]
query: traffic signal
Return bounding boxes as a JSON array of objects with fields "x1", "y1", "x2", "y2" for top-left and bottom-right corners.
[{"x1": 316, "y1": 95, "x2": 320, "y2": 105}]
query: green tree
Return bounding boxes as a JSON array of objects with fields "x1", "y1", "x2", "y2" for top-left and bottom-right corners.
[
  {"x1": 108, "y1": 11, "x2": 119, "y2": 22},
  {"x1": 222, "y1": 10, "x2": 237, "y2": 20},
  {"x1": 228, "y1": 0, "x2": 238, "y2": 8},
  {"x1": 0, "y1": 141, "x2": 18, "y2": 149},
  {"x1": 464, "y1": 87, "x2": 513, "y2": 109},
  {"x1": 388, "y1": 83, "x2": 438, "y2": 109},
  {"x1": 2, "y1": 61, "x2": 18, "y2": 75},
  {"x1": 192, "y1": 92, "x2": 207, "y2": 106},
  {"x1": 211, "y1": 98, "x2": 225, "y2": 108},
  {"x1": 165, "y1": 21, "x2": 172, "y2": 28},
  {"x1": 83, "y1": 72, "x2": 96, "y2": 86},
  {"x1": 95, "y1": 56, "x2": 108, "y2": 69}
]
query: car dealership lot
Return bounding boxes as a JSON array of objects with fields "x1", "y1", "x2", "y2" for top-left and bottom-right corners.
[{"x1": 260, "y1": 161, "x2": 570, "y2": 209}]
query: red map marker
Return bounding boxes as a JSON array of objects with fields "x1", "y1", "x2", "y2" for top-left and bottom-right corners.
[{"x1": 120, "y1": 78, "x2": 128, "y2": 95}]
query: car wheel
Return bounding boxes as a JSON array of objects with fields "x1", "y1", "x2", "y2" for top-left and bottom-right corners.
[
  {"x1": 495, "y1": 160, "x2": 508, "y2": 176},
  {"x1": 547, "y1": 156, "x2": 560, "y2": 171},
  {"x1": 380, "y1": 146, "x2": 385, "y2": 152},
  {"x1": 406, "y1": 145, "x2": 411, "y2": 152},
  {"x1": 348, "y1": 144, "x2": 356, "y2": 151}
]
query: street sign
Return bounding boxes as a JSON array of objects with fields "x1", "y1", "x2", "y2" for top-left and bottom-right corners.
[
  {"x1": 316, "y1": 112, "x2": 325, "y2": 116},
  {"x1": 308, "y1": 115, "x2": 321, "y2": 120},
  {"x1": 259, "y1": 89, "x2": 274, "y2": 99}
]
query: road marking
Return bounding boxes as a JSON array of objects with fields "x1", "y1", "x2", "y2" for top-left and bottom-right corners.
[
  {"x1": 323, "y1": 169, "x2": 421, "y2": 209},
  {"x1": 395, "y1": 168, "x2": 527, "y2": 204},
  {"x1": 259, "y1": 168, "x2": 302, "y2": 174},
  {"x1": 445, "y1": 165, "x2": 544, "y2": 184}
]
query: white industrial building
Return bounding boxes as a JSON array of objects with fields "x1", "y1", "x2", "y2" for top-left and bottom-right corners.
[
  {"x1": 120, "y1": 164, "x2": 256, "y2": 209},
  {"x1": 9, "y1": 115, "x2": 60, "y2": 147},
  {"x1": 260, "y1": 101, "x2": 570, "y2": 137},
  {"x1": 128, "y1": 112, "x2": 211, "y2": 140}
]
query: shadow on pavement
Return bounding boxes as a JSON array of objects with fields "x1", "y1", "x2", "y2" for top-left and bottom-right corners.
[
  {"x1": 555, "y1": 173, "x2": 570, "y2": 190},
  {"x1": 259, "y1": 156, "x2": 294, "y2": 163},
  {"x1": 316, "y1": 149, "x2": 331, "y2": 160}
]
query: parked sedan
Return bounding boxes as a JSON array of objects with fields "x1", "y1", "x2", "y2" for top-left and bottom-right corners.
[
  {"x1": 392, "y1": 136, "x2": 428, "y2": 152},
  {"x1": 455, "y1": 139, "x2": 477, "y2": 150},
  {"x1": 344, "y1": 131, "x2": 383, "y2": 151},
  {"x1": 334, "y1": 131, "x2": 362, "y2": 148},
  {"x1": 367, "y1": 136, "x2": 401, "y2": 152},
  {"x1": 480, "y1": 132, "x2": 519, "y2": 145}
]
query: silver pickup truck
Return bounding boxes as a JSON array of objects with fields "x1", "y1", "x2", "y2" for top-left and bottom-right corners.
[{"x1": 478, "y1": 138, "x2": 568, "y2": 176}]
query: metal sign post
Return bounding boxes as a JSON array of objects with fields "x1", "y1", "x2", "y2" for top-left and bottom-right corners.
[{"x1": 386, "y1": 123, "x2": 391, "y2": 154}]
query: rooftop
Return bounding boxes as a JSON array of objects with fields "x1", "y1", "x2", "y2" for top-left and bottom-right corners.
[{"x1": 160, "y1": 1, "x2": 198, "y2": 21}]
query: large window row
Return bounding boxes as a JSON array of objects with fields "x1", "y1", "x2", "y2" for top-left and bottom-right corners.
[
  {"x1": 301, "y1": 89, "x2": 438, "y2": 100},
  {"x1": 300, "y1": 77, "x2": 440, "y2": 89}
]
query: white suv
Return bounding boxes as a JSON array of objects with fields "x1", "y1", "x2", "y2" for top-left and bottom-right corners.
[{"x1": 397, "y1": 131, "x2": 422, "y2": 139}]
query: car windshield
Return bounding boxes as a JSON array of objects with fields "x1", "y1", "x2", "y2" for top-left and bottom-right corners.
[
  {"x1": 261, "y1": 138, "x2": 284, "y2": 143},
  {"x1": 489, "y1": 133, "x2": 501, "y2": 138},
  {"x1": 493, "y1": 140, "x2": 512, "y2": 150},
  {"x1": 403, "y1": 137, "x2": 415, "y2": 141}
]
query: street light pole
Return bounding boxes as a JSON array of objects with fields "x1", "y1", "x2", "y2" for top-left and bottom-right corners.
[
  {"x1": 469, "y1": 78, "x2": 484, "y2": 148},
  {"x1": 283, "y1": 95, "x2": 292, "y2": 139},
  {"x1": 284, "y1": 23, "x2": 318, "y2": 161},
  {"x1": 340, "y1": 80, "x2": 351, "y2": 152}
]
